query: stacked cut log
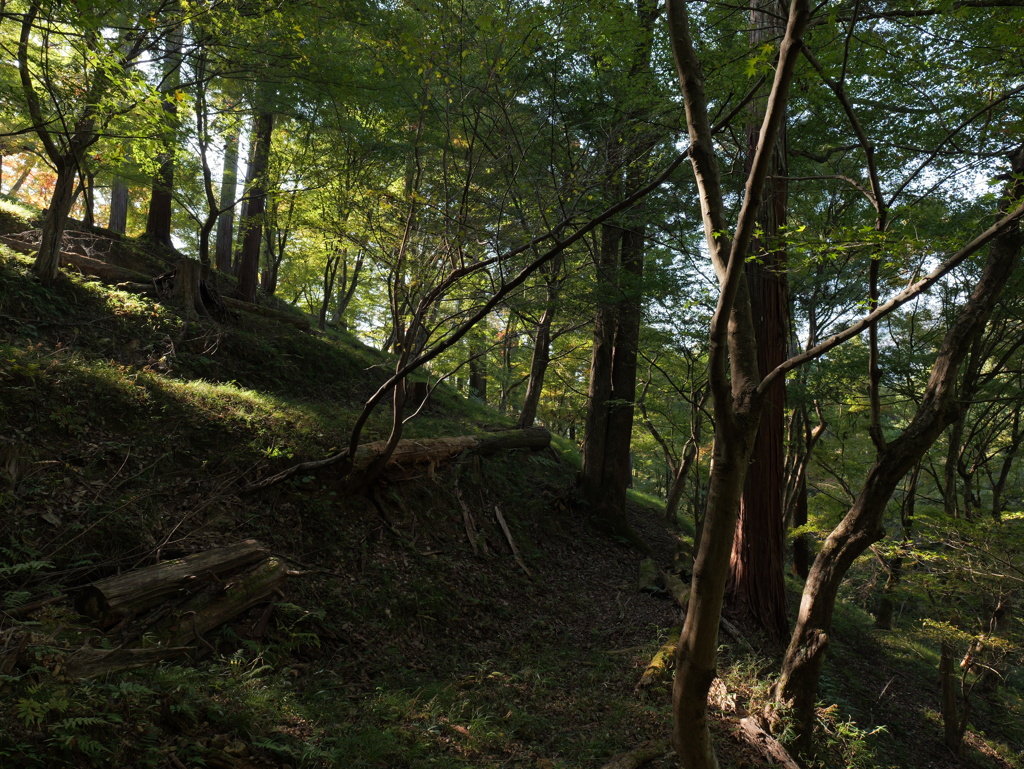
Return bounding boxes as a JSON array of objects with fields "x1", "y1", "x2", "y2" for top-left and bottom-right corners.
[{"x1": 64, "y1": 540, "x2": 286, "y2": 679}]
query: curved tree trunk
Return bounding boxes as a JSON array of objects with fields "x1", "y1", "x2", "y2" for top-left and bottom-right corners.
[
  {"x1": 35, "y1": 161, "x2": 79, "y2": 283},
  {"x1": 517, "y1": 300, "x2": 555, "y2": 429},
  {"x1": 666, "y1": 0, "x2": 811, "y2": 763},
  {"x1": 672, "y1": 397, "x2": 762, "y2": 769},
  {"x1": 775, "y1": 147, "x2": 1024, "y2": 753}
]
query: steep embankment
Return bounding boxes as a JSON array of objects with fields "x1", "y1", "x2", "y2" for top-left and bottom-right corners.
[{"x1": 0, "y1": 221, "x2": 692, "y2": 769}]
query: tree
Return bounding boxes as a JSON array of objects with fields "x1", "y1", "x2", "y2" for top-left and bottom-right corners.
[
  {"x1": 14, "y1": 0, "x2": 168, "y2": 283},
  {"x1": 664, "y1": 0, "x2": 1024, "y2": 764},
  {"x1": 575, "y1": 0, "x2": 669, "y2": 539},
  {"x1": 726, "y1": 0, "x2": 792, "y2": 641}
]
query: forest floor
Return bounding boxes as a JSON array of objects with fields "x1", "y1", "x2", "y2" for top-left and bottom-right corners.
[{"x1": 1, "y1": 202, "x2": 1022, "y2": 768}]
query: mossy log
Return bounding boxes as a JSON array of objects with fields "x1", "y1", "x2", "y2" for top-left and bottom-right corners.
[
  {"x1": 637, "y1": 558, "x2": 660, "y2": 593},
  {"x1": 662, "y1": 571, "x2": 690, "y2": 609},
  {"x1": 75, "y1": 540, "x2": 268, "y2": 624},
  {"x1": 598, "y1": 740, "x2": 670, "y2": 769},
  {"x1": 635, "y1": 627, "x2": 681, "y2": 694},
  {"x1": 245, "y1": 426, "x2": 552, "y2": 492}
]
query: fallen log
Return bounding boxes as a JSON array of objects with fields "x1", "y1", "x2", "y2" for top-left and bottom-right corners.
[
  {"x1": 64, "y1": 556, "x2": 287, "y2": 679},
  {"x1": 244, "y1": 426, "x2": 552, "y2": 492},
  {"x1": 159, "y1": 556, "x2": 287, "y2": 649},
  {"x1": 635, "y1": 627, "x2": 680, "y2": 694},
  {"x1": 0, "y1": 235, "x2": 154, "y2": 284},
  {"x1": 662, "y1": 571, "x2": 690, "y2": 609},
  {"x1": 62, "y1": 645, "x2": 194, "y2": 680},
  {"x1": 738, "y1": 716, "x2": 802, "y2": 769},
  {"x1": 75, "y1": 540, "x2": 268, "y2": 624},
  {"x1": 598, "y1": 740, "x2": 670, "y2": 769}
]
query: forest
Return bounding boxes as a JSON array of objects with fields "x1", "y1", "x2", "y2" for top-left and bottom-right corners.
[{"x1": 1, "y1": 0, "x2": 1024, "y2": 767}]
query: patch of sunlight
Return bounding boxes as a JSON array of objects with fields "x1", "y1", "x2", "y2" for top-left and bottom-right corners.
[
  {"x1": 148, "y1": 375, "x2": 288, "y2": 421},
  {"x1": 0, "y1": 196, "x2": 37, "y2": 221}
]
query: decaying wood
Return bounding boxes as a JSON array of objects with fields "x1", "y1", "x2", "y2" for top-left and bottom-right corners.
[
  {"x1": 244, "y1": 426, "x2": 552, "y2": 492},
  {"x1": 637, "y1": 558, "x2": 660, "y2": 592},
  {"x1": 64, "y1": 556, "x2": 287, "y2": 679},
  {"x1": 662, "y1": 571, "x2": 690, "y2": 609},
  {"x1": 159, "y1": 557, "x2": 287, "y2": 648},
  {"x1": 635, "y1": 627, "x2": 680, "y2": 694},
  {"x1": 738, "y1": 717, "x2": 802, "y2": 769},
  {"x1": 62, "y1": 645, "x2": 195, "y2": 680},
  {"x1": 598, "y1": 740, "x2": 671, "y2": 769},
  {"x1": 75, "y1": 540, "x2": 268, "y2": 624},
  {"x1": 495, "y1": 505, "x2": 532, "y2": 576}
]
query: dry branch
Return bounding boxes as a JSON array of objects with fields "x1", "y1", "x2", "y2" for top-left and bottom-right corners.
[{"x1": 494, "y1": 505, "x2": 532, "y2": 576}]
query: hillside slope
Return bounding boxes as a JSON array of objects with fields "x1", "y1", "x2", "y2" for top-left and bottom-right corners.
[{"x1": 1, "y1": 222, "x2": 1021, "y2": 769}]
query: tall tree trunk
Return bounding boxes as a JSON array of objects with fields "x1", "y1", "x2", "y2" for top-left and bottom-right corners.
[
  {"x1": 331, "y1": 248, "x2": 364, "y2": 330},
  {"x1": 318, "y1": 250, "x2": 340, "y2": 332},
  {"x1": 784, "y1": 401, "x2": 826, "y2": 580},
  {"x1": 468, "y1": 338, "x2": 488, "y2": 402},
  {"x1": 215, "y1": 123, "x2": 240, "y2": 273},
  {"x1": 726, "y1": 0, "x2": 791, "y2": 642},
  {"x1": 940, "y1": 641, "x2": 967, "y2": 757},
  {"x1": 108, "y1": 177, "x2": 129, "y2": 234},
  {"x1": 991, "y1": 407, "x2": 1021, "y2": 520},
  {"x1": 775, "y1": 147, "x2": 1024, "y2": 753},
  {"x1": 598, "y1": 225, "x2": 645, "y2": 531},
  {"x1": 943, "y1": 415, "x2": 965, "y2": 518},
  {"x1": 579, "y1": 224, "x2": 626, "y2": 532},
  {"x1": 236, "y1": 110, "x2": 274, "y2": 303},
  {"x1": 144, "y1": 29, "x2": 182, "y2": 248},
  {"x1": 81, "y1": 170, "x2": 96, "y2": 228},
  {"x1": 673, "y1": 380, "x2": 763, "y2": 769},
  {"x1": 517, "y1": 290, "x2": 557, "y2": 429}
]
